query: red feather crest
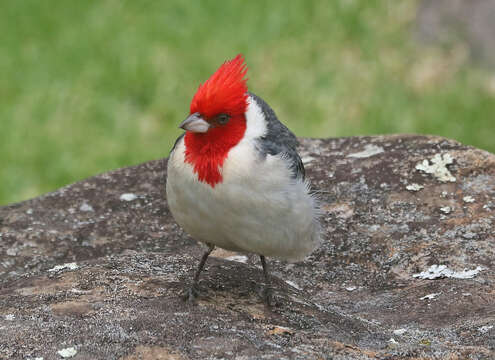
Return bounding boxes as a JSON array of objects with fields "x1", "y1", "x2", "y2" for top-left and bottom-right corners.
[{"x1": 190, "y1": 54, "x2": 249, "y2": 117}]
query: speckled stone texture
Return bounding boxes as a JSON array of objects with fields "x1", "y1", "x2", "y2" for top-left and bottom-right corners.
[{"x1": 0, "y1": 135, "x2": 494, "y2": 360}]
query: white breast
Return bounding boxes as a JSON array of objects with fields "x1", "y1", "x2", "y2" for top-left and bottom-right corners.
[{"x1": 166, "y1": 98, "x2": 320, "y2": 261}]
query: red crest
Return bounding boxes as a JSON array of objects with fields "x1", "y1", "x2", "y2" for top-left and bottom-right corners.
[{"x1": 190, "y1": 54, "x2": 248, "y2": 117}]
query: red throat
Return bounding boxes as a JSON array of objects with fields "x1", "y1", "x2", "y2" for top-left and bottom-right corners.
[{"x1": 184, "y1": 55, "x2": 249, "y2": 187}]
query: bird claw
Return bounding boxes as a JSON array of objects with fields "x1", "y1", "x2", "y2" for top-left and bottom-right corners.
[
  {"x1": 183, "y1": 285, "x2": 200, "y2": 303},
  {"x1": 263, "y1": 286, "x2": 279, "y2": 307}
]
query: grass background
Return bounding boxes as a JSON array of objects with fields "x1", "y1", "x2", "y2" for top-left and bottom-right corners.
[{"x1": 1, "y1": 0, "x2": 494, "y2": 205}]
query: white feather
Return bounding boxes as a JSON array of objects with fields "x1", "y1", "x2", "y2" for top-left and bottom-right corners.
[
  {"x1": 166, "y1": 97, "x2": 321, "y2": 261},
  {"x1": 243, "y1": 96, "x2": 267, "y2": 140}
]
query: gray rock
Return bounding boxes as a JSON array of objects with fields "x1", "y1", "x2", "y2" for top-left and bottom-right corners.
[{"x1": 0, "y1": 135, "x2": 494, "y2": 359}]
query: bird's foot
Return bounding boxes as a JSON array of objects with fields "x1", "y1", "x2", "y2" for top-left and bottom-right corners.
[
  {"x1": 263, "y1": 286, "x2": 279, "y2": 307},
  {"x1": 183, "y1": 285, "x2": 200, "y2": 303}
]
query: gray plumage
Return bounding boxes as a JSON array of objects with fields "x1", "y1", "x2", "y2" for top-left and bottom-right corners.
[{"x1": 249, "y1": 92, "x2": 305, "y2": 180}]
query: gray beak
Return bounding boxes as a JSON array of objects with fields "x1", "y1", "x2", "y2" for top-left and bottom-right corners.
[{"x1": 179, "y1": 112, "x2": 210, "y2": 133}]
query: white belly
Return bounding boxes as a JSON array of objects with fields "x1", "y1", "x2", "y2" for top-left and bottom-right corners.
[{"x1": 166, "y1": 138, "x2": 320, "y2": 261}]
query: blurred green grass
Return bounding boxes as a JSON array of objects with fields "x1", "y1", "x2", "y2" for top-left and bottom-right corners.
[{"x1": 1, "y1": 1, "x2": 494, "y2": 205}]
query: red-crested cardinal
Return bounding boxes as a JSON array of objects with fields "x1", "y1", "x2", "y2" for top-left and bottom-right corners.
[{"x1": 166, "y1": 54, "x2": 321, "y2": 305}]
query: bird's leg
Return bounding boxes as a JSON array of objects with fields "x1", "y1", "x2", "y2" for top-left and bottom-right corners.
[
  {"x1": 185, "y1": 243, "x2": 215, "y2": 302},
  {"x1": 260, "y1": 255, "x2": 276, "y2": 306}
]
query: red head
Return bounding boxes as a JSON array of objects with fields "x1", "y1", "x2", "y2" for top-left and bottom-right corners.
[{"x1": 181, "y1": 55, "x2": 249, "y2": 187}]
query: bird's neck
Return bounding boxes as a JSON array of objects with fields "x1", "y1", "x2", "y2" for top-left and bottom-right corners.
[{"x1": 183, "y1": 115, "x2": 246, "y2": 187}]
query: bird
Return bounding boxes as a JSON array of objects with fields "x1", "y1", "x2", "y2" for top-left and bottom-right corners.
[{"x1": 166, "y1": 54, "x2": 321, "y2": 305}]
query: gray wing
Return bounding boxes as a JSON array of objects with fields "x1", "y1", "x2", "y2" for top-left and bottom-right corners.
[{"x1": 249, "y1": 92, "x2": 305, "y2": 180}]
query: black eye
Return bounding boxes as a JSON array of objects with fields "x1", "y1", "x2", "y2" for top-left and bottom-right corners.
[{"x1": 216, "y1": 113, "x2": 230, "y2": 125}]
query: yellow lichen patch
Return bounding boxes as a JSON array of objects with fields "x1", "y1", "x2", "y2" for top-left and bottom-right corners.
[
  {"x1": 266, "y1": 325, "x2": 295, "y2": 336},
  {"x1": 326, "y1": 341, "x2": 378, "y2": 358}
]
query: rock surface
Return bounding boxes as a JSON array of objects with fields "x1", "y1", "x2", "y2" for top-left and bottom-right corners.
[{"x1": 1, "y1": 135, "x2": 494, "y2": 359}]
